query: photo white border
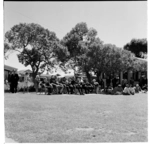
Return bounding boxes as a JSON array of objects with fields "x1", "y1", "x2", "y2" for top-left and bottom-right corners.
[{"x1": 1, "y1": 1, "x2": 149, "y2": 144}]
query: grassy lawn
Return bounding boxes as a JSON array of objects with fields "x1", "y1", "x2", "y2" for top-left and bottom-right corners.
[{"x1": 4, "y1": 93, "x2": 147, "y2": 143}]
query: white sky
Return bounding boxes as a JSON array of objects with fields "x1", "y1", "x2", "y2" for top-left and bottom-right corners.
[{"x1": 4, "y1": 1, "x2": 147, "y2": 71}]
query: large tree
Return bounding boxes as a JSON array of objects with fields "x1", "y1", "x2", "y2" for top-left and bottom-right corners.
[
  {"x1": 4, "y1": 23, "x2": 61, "y2": 80},
  {"x1": 79, "y1": 42, "x2": 136, "y2": 82},
  {"x1": 79, "y1": 37, "x2": 104, "y2": 81},
  {"x1": 56, "y1": 22, "x2": 104, "y2": 80},
  {"x1": 58, "y1": 22, "x2": 89, "y2": 74},
  {"x1": 123, "y1": 38, "x2": 147, "y2": 58}
]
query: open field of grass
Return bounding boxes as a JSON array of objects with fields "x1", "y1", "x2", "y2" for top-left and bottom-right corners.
[{"x1": 4, "y1": 93, "x2": 147, "y2": 143}]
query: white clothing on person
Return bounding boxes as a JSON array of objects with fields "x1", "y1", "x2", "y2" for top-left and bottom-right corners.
[
  {"x1": 129, "y1": 87, "x2": 135, "y2": 95},
  {"x1": 123, "y1": 87, "x2": 131, "y2": 94},
  {"x1": 24, "y1": 75, "x2": 30, "y2": 87}
]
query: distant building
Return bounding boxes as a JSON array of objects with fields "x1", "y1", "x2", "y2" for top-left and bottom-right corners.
[
  {"x1": 4, "y1": 65, "x2": 18, "y2": 81},
  {"x1": 18, "y1": 69, "x2": 32, "y2": 82}
]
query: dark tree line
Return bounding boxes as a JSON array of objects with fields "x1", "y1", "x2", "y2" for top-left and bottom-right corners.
[{"x1": 124, "y1": 38, "x2": 147, "y2": 58}]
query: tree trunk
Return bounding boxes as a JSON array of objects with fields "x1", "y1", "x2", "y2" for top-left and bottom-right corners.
[
  {"x1": 85, "y1": 71, "x2": 91, "y2": 83},
  {"x1": 32, "y1": 72, "x2": 37, "y2": 86},
  {"x1": 31, "y1": 66, "x2": 39, "y2": 85},
  {"x1": 96, "y1": 71, "x2": 101, "y2": 83}
]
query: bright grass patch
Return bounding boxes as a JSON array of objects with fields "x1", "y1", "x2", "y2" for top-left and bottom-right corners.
[{"x1": 4, "y1": 93, "x2": 147, "y2": 142}]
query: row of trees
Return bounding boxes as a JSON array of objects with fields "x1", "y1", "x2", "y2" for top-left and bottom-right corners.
[
  {"x1": 124, "y1": 38, "x2": 147, "y2": 58},
  {"x1": 4, "y1": 22, "x2": 147, "y2": 82}
]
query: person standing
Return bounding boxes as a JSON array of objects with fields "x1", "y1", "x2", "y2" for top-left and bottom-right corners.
[
  {"x1": 76, "y1": 77, "x2": 84, "y2": 95},
  {"x1": 93, "y1": 79, "x2": 99, "y2": 94},
  {"x1": 24, "y1": 73, "x2": 30, "y2": 93},
  {"x1": 10, "y1": 70, "x2": 15, "y2": 93},
  {"x1": 34, "y1": 75, "x2": 40, "y2": 94},
  {"x1": 112, "y1": 76, "x2": 119, "y2": 88},
  {"x1": 129, "y1": 78, "x2": 134, "y2": 86},
  {"x1": 106, "y1": 76, "x2": 111, "y2": 88},
  {"x1": 8, "y1": 71, "x2": 12, "y2": 92},
  {"x1": 99, "y1": 79, "x2": 104, "y2": 89},
  {"x1": 14, "y1": 70, "x2": 19, "y2": 93}
]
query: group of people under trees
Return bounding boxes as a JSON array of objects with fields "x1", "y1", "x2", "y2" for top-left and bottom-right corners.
[
  {"x1": 34, "y1": 76, "x2": 99, "y2": 95},
  {"x1": 6, "y1": 70, "x2": 147, "y2": 95},
  {"x1": 33, "y1": 74, "x2": 147, "y2": 95}
]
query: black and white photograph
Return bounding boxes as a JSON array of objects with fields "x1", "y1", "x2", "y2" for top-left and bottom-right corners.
[{"x1": 3, "y1": 0, "x2": 148, "y2": 143}]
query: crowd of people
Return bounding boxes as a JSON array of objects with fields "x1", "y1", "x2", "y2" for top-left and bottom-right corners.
[
  {"x1": 5, "y1": 70, "x2": 148, "y2": 95},
  {"x1": 33, "y1": 74, "x2": 147, "y2": 95}
]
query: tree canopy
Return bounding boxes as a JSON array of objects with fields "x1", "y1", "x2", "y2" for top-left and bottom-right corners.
[
  {"x1": 58, "y1": 22, "x2": 89, "y2": 72},
  {"x1": 4, "y1": 23, "x2": 62, "y2": 79},
  {"x1": 4, "y1": 22, "x2": 147, "y2": 82},
  {"x1": 55, "y1": 22, "x2": 147, "y2": 82},
  {"x1": 123, "y1": 38, "x2": 147, "y2": 58}
]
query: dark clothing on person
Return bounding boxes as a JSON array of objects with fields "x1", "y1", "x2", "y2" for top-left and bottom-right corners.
[
  {"x1": 70, "y1": 80, "x2": 77, "y2": 94},
  {"x1": 112, "y1": 78, "x2": 119, "y2": 88},
  {"x1": 71, "y1": 80, "x2": 76, "y2": 85},
  {"x1": 106, "y1": 78, "x2": 111, "y2": 87},
  {"x1": 143, "y1": 78, "x2": 147, "y2": 85},
  {"x1": 14, "y1": 74, "x2": 19, "y2": 93},
  {"x1": 10, "y1": 74, "x2": 15, "y2": 93},
  {"x1": 65, "y1": 82, "x2": 70, "y2": 94},
  {"x1": 69, "y1": 83, "x2": 74, "y2": 94},
  {"x1": 8, "y1": 74, "x2": 11, "y2": 83},
  {"x1": 139, "y1": 78, "x2": 147, "y2": 88},
  {"x1": 45, "y1": 82, "x2": 52, "y2": 94},
  {"x1": 122, "y1": 79, "x2": 127, "y2": 89},
  {"x1": 84, "y1": 82, "x2": 93, "y2": 94},
  {"x1": 39, "y1": 81, "x2": 45, "y2": 90},
  {"x1": 129, "y1": 79, "x2": 134, "y2": 86},
  {"x1": 8, "y1": 73, "x2": 12, "y2": 92},
  {"x1": 76, "y1": 82, "x2": 84, "y2": 95},
  {"x1": 99, "y1": 79, "x2": 104, "y2": 89},
  {"x1": 142, "y1": 85, "x2": 148, "y2": 91}
]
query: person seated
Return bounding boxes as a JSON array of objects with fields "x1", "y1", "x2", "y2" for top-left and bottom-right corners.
[
  {"x1": 65, "y1": 79, "x2": 70, "y2": 94},
  {"x1": 84, "y1": 81, "x2": 91, "y2": 94},
  {"x1": 88, "y1": 83, "x2": 94, "y2": 93},
  {"x1": 75, "y1": 78, "x2": 83, "y2": 95},
  {"x1": 100, "y1": 86, "x2": 107, "y2": 94},
  {"x1": 60, "y1": 77, "x2": 67, "y2": 94},
  {"x1": 129, "y1": 84, "x2": 135, "y2": 95},
  {"x1": 133, "y1": 84, "x2": 141, "y2": 93},
  {"x1": 70, "y1": 78, "x2": 77, "y2": 94},
  {"x1": 54, "y1": 79, "x2": 63, "y2": 94},
  {"x1": 113, "y1": 84, "x2": 123, "y2": 95},
  {"x1": 44, "y1": 78, "x2": 52, "y2": 95},
  {"x1": 123, "y1": 84, "x2": 131, "y2": 95},
  {"x1": 76, "y1": 82, "x2": 83, "y2": 95},
  {"x1": 142, "y1": 84, "x2": 148, "y2": 93},
  {"x1": 67, "y1": 79, "x2": 73, "y2": 94},
  {"x1": 107, "y1": 85, "x2": 113, "y2": 94},
  {"x1": 38, "y1": 79, "x2": 45, "y2": 94},
  {"x1": 50, "y1": 77, "x2": 60, "y2": 94}
]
